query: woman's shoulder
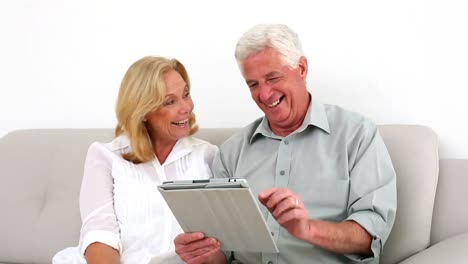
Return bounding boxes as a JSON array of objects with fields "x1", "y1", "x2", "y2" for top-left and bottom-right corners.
[
  {"x1": 87, "y1": 134, "x2": 131, "y2": 157},
  {"x1": 185, "y1": 136, "x2": 218, "y2": 151},
  {"x1": 183, "y1": 136, "x2": 218, "y2": 165}
]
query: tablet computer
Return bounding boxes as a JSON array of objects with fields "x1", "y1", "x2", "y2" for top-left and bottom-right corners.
[{"x1": 157, "y1": 178, "x2": 279, "y2": 253}]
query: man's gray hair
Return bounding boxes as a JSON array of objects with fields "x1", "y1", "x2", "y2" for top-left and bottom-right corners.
[{"x1": 235, "y1": 24, "x2": 304, "y2": 69}]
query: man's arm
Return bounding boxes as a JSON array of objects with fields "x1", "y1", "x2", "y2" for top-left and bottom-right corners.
[
  {"x1": 303, "y1": 219, "x2": 372, "y2": 255},
  {"x1": 259, "y1": 188, "x2": 373, "y2": 256}
]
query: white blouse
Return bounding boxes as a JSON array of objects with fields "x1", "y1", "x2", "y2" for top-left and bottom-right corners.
[{"x1": 53, "y1": 135, "x2": 218, "y2": 264}]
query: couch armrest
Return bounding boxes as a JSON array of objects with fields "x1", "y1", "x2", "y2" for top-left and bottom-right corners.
[
  {"x1": 431, "y1": 159, "x2": 468, "y2": 244},
  {"x1": 399, "y1": 233, "x2": 468, "y2": 264}
]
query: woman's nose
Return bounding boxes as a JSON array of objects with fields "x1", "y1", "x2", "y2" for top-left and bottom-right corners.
[{"x1": 179, "y1": 99, "x2": 192, "y2": 114}]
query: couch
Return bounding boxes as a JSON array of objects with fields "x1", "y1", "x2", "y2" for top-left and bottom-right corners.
[{"x1": 0, "y1": 125, "x2": 467, "y2": 264}]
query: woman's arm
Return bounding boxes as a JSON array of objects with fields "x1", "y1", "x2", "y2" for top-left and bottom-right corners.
[
  {"x1": 79, "y1": 143, "x2": 121, "y2": 260},
  {"x1": 85, "y1": 242, "x2": 120, "y2": 264}
]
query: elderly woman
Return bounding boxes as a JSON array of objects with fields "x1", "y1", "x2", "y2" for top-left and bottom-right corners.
[{"x1": 53, "y1": 56, "x2": 218, "y2": 264}]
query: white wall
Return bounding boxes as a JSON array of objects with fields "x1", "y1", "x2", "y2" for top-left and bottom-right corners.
[{"x1": 1, "y1": 0, "x2": 467, "y2": 158}]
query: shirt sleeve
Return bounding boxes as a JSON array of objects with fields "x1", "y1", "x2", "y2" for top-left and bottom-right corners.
[
  {"x1": 344, "y1": 123, "x2": 397, "y2": 262},
  {"x1": 202, "y1": 142, "x2": 219, "y2": 169},
  {"x1": 211, "y1": 145, "x2": 232, "y2": 179},
  {"x1": 78, "y1": 142, "x2": 121, "y2": 256}
]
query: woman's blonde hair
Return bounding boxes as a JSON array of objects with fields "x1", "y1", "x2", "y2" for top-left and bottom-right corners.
[{"x1": 115, "y1": 56, "x2": 198, "y2": 164}]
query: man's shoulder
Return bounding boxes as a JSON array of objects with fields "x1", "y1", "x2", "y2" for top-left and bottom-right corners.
[
  {"x1": 220, "y1": 117, "x2": 263, "y2": 151},
  {"x1": 323, "y1": 104, "x2": 377, "y2": 133}
]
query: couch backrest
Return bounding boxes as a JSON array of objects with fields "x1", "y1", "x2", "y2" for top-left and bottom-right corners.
[
  {"x1": 0, "y1": 126, "x2": 440, "y2": 263},
  {"x1": 0, "y1": 129, "x2": 114, "y2": 264},
  {"x1": 379, "y1": 125, "x2": 439, "y2": 263}
]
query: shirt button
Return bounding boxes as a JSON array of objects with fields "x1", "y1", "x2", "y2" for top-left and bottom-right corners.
[
  {"x1": 267, "y1": 261, "x2": 274, "y2": 264},
  {"x1": 280, "y1": 170, "x2": 285, "y2": 175},
  {"x1": 284, "y1": 139, "x2": 289, "y2": 145},
  {"x1": 271, "y1": 231, "x2": 275, "y2": 236}
]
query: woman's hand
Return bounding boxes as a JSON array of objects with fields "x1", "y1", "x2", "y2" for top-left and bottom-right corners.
[{"x1": 174, "y1": 232, "x2": 226, "y2": 264}]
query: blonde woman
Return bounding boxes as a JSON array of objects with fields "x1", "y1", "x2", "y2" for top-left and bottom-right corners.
[{"x1": 53, "y1": 56, "x2": 218, "y2": 264}]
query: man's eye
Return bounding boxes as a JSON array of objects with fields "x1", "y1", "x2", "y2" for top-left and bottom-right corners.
[
  {"x1": 248, "y1": 83, "x2": 258, "y2": 89},
  {"x1": 268, "y1": 77, "x2": 279, "y2": 82}
]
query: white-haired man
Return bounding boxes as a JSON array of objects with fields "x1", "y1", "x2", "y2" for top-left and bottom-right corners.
[{"x1": 174, "y1": 24, "x2": 397, "y2": 264}]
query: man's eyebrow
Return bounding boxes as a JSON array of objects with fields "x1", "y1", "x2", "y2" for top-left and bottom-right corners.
[
  {"x1": 246, "y1": 71, "x2": 282, "y2": 83},
  {"x1": 265, "y1": 71, "x2": 281, "y2": 78}
]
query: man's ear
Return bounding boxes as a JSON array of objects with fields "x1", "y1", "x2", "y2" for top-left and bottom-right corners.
[{"x1": 298, "y1": 56, "x2": 308, "y2": 80}]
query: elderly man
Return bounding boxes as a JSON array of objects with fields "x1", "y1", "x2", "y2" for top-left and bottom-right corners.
[{"x1": 175, "y1": 24, "x2": 396, "y2": 264}]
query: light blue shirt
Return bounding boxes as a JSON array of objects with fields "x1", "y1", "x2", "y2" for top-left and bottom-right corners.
[{"x1": 212, "y1": 98, "x2": 397, "y2": 264}]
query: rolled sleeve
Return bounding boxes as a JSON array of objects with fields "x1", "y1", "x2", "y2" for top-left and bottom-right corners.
[
  {"x1": 345, "y1": 125, "x2": 397, "y2": 261},
  {"x1": 345, "y1": 212, "x2": 384, "y2": 262}
]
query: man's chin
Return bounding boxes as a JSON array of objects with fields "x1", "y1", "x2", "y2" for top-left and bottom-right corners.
[{"x1": 267, "y1": 118, "x2": 290, "y2": 129}]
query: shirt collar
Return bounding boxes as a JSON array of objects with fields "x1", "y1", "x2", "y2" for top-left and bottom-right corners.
[
  {"x1": 163, "y1": 137, "x2": 195, "y2": 165},
  {"x1": 250, "y1": 94, "x2": 331, "y2": 143},
  {"x1": 110, "y1": 134, "x2": 197, "y2": 166}
]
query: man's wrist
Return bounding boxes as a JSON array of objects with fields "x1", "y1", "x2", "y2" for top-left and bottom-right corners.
[{"x1": 303, "y1": 219, "x2": 321, "y2": 244}]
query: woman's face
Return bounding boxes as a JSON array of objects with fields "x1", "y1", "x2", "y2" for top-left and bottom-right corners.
[{"x1": 145, "y1": 70, "x2": 194, "y2": 145}]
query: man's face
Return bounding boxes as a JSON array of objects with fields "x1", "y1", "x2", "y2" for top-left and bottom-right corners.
[{"x1": 241, "y1": 47, "x2": 309, "y2": 135}]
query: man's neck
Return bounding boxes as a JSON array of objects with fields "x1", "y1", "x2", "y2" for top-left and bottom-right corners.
[{"x1": 270, "y1": 95, "x2": 311, "y2": 137}]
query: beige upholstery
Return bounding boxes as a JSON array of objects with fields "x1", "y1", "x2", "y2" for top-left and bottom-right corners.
[
  {"x1": 0, "y1": 129, "x2": 113, "y2": 264},
  {"x1": 431, "y1": 159, "x2": 468, "y2": 244},
  {"x1": 379, "y1": 125, "x2": 439, "y2": 263},
  {"x1": 400, "y1": 233, "x2": 468, "y2": 264},
  {"x1": 0, "y1": 125, "x2": 467, "y2": 263}
]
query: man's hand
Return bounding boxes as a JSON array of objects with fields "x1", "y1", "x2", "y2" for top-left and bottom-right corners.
[
  {"x1": 258, "y1": 188, "x2": 310, "y2": 240},
  {"x1": 174, "y1": 232, "x2": 226, "y2": 264},
  {"x1": 259, "y1": 188, "x2": 373, "y2": 256}
]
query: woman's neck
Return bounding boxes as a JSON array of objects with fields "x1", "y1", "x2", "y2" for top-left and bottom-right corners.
[{"x1": 152, "y1": 138, "x2": 177, "y2": 165}]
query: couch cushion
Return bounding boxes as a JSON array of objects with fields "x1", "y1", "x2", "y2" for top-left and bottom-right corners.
[
  {"x1": 431, "y1": 159, "x2": 468, "y2": 244},
  {"x1": 399, "y1": 232, "x2": 468, "y2": 264},
  {"x1": 378, "y1": 125, "x2": 439, "y2": 264},
  {"x1": 0, "y1": 129, "x2": 114, "y2": 264}
]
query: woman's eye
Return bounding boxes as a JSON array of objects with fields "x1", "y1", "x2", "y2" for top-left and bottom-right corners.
[
  {"x1": 183, "y1": 92, "x2": 190, "y2": 98},
  {"x1": 164, "y1": 99, "x2": 175, "y2": 106}
]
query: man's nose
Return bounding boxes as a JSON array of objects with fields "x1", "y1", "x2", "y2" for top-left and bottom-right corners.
[{"x1": 258, "y1": 83, "x2": 273, "y2": 102}]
